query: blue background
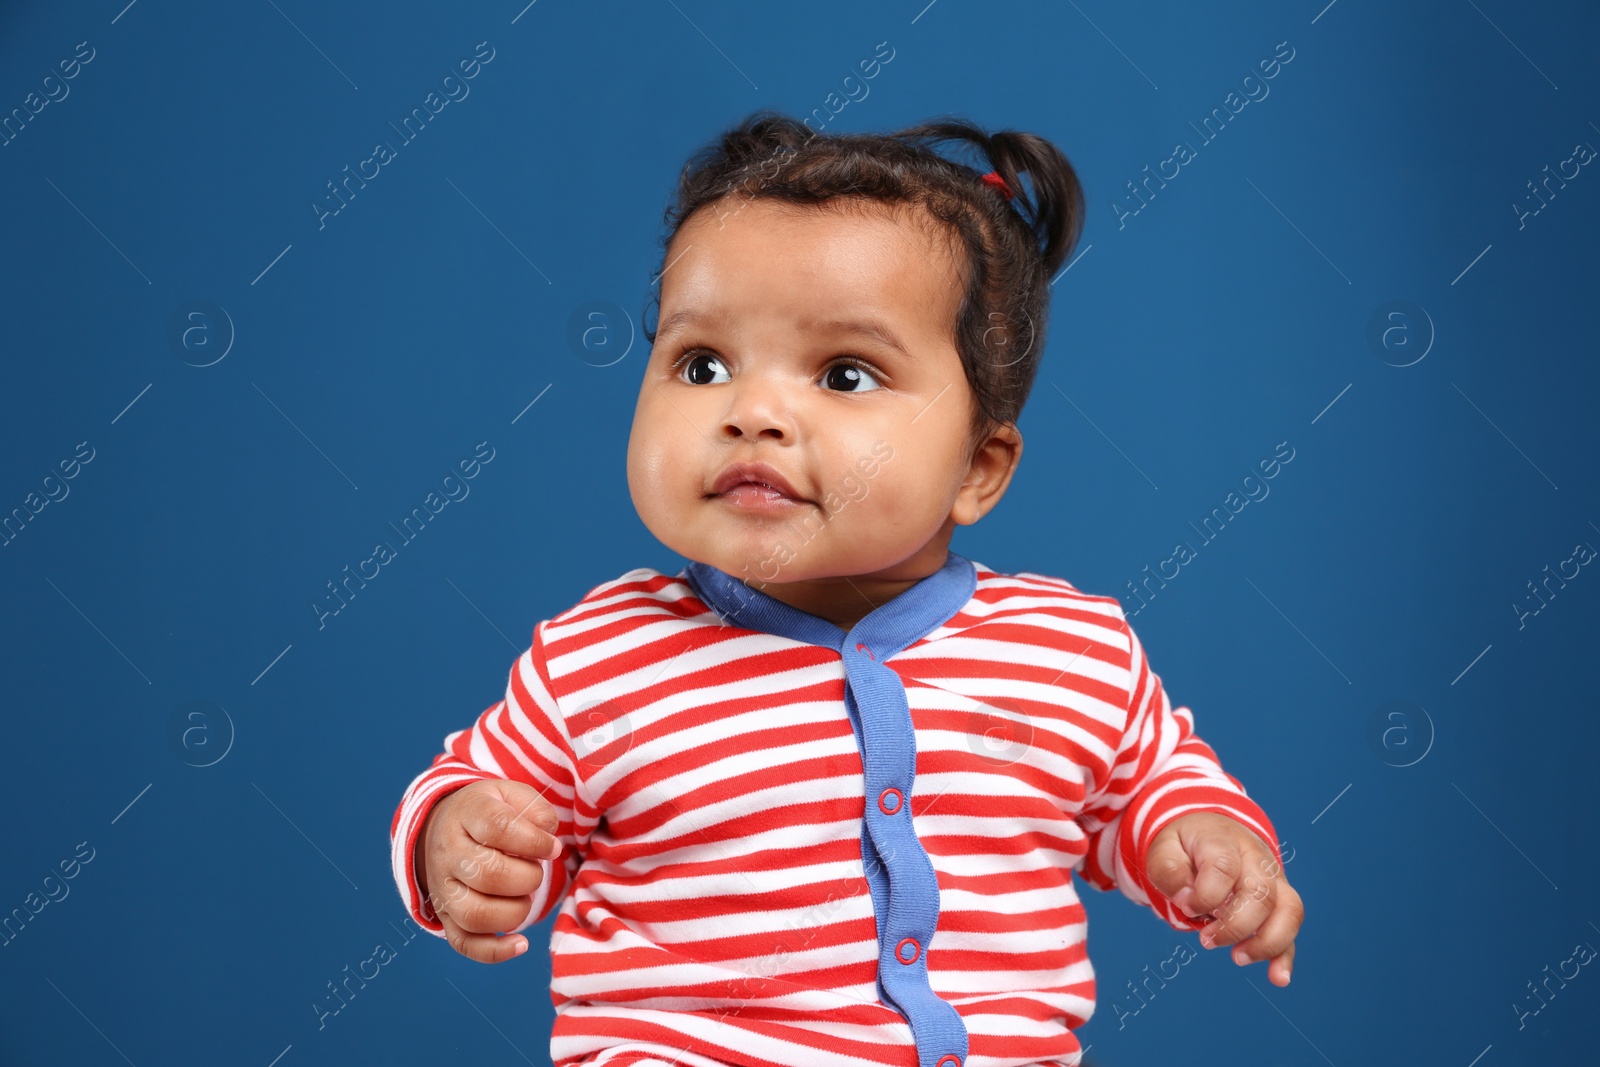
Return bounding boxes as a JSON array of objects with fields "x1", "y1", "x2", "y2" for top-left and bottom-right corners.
[{"x1": 3, "y1": 1, "x2": 1596, "y2": 1065}]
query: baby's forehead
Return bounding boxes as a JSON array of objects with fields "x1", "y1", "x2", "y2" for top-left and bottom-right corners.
[
  {"x1": 683, "y1": 194, "x2": 961, "y2": 260},
  {"x1": 666, "y1": 197, "x2": 967, "y2": 311}
]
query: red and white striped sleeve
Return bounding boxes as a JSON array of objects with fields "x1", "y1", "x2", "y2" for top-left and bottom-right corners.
[
  {"x1": 1076, "y1": 609, "x2": 1281, "y2": 931},
  {"x1": 389, "y1": 619, "x2": 583, "y2": 938}
]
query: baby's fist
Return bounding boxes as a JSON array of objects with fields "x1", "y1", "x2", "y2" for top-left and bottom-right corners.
[
  {"x1": 415, "y1": 777, "x2": 563, "y2": 964},
  {"x1": 1144, "y1": 811, "x2": 1303, "y2": 987}
]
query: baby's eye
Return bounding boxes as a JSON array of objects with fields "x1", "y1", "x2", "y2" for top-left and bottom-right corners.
[
  {"x1": 676, "y1": 351, "x2": 730, "y2": 385},
  {"x1": 823, "y1": 358, "x2": 883, "y2": 393}
]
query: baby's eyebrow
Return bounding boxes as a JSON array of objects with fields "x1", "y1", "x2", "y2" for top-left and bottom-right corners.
[
  {"x1": 656, "y1": 307, "x2": 727, "y2": 339},
  {"x1": 799, "y1": 317, "x2": 911, "y2": 359},
  {"x1": 656, "y1": 308, "x2": 912, "y2": 360}
]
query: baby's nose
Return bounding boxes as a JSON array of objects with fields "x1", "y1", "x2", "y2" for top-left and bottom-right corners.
[{"x1": 719, "y1": 376, "x2": 795, "y2": 441}]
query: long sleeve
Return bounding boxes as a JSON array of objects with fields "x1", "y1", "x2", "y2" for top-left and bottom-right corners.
[
  {"x1": 389, "y1": 619, "x2": 584, "y2": 938},
  {"x1": 1076, "y1": 609, "x2": 1281, "y2": 932}
]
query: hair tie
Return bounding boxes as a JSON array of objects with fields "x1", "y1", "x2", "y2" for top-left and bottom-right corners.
[{"x1": 979, "y1": 170, "x2": 1015, "y2": 201}]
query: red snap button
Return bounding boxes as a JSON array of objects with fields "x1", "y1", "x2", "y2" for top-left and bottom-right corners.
[
  {"x1": 936, "y1": 1058, "x2": 962, "y2": 1067},
  {"x1": 895, "y1": 937, "x2": 920, "y2": 965},
  {"x1": 855, "y1": 642, "x2": 874, "y2": 660},
  {"x1": 877, "y1": 788, "x2": 903, "y2": 815}
]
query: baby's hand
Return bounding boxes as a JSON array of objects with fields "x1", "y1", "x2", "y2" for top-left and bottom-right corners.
[
  {"x1": 1143, "y1": 811, "x2": 1303, "y2": 987},
  {"x1": 415, "y1": 777, "x2": 563, "y2": 964}
]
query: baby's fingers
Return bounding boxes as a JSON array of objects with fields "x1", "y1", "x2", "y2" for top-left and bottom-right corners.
[
  {"x1": 1228, "y1": 882, "x2": 1304, "y2": 986},
  {"x1": 461, "y1": 786, "x2": 562, "y2": 864},
  {"x1": 1267, "y1": 941, "x2": 1296, "y2": 987},
  {"x1": 451, "y1": 832, "x2": 547, "y2": 898},
  {"x1": 1187, "y1": 841, "x2": 1244, "y2": 922},
  {"x1": 431, "y1": 874, "x2": 538, "y2": 936},
  {"x1": 438, "y1": 910, "x2": 531, "y2": 965},
  {"x1": 1200, "y1": 873, "x2": 1274, "y2": 951}
]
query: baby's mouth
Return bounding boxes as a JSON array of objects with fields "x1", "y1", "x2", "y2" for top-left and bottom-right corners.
[
  {"x1": 707, "y1": 462, "x2": 808, "y2": 503},
  {"x1": 716, "y1": 482, "x2": 802, "y2": 506}
]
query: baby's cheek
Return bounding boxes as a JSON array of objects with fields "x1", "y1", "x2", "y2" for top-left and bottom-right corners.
[
  {"x1": 625, "y1": 441, "x2": 676, "y2": 516},
  {"x1": 867, "y1": 476, "x2": 944, "y2": 533},
  {"x1": 623, "y1": 453, "x2": 649, "y2": 512}
]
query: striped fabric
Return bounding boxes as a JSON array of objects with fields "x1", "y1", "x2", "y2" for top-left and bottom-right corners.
[{"x1": 390, "y1": 552, "x2": 1280, "y2": 1067}]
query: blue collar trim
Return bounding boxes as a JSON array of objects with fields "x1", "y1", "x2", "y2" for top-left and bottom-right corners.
[{"x1": 682, "y1": 550, "x2": 977, "y2": 656}]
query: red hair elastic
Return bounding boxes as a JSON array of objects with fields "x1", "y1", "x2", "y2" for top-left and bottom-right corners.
[{"x1": 979, "y1": 171, "x2": 1014, "y2": 201}]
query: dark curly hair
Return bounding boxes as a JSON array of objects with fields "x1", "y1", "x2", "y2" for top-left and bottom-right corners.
[{"x1": 642, "y1": 109, "x2": 1086, "y2": 458}]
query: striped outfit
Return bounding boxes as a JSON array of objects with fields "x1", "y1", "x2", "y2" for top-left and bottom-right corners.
[{"x1": 390, "y1": 551, "x2": 1281, "y2": 1067}]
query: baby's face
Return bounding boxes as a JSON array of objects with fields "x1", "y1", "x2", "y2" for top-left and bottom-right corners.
[{"x1": 627, "y1": 197, "x2": 1004, "y2": 595}]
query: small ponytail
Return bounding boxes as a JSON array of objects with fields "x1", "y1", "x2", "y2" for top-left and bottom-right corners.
[{"x1": 895, "y1": 119, "x2": 1085, "y2": 279}]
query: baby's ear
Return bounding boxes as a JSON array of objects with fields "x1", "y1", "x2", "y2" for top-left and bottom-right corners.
[{"x1": 953, "y1": 423, "x2": 1023, "y2": 525}]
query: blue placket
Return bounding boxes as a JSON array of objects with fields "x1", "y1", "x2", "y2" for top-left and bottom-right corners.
[{"x1": 684, "y1": 551, "x2": 978, "y2": 1067}]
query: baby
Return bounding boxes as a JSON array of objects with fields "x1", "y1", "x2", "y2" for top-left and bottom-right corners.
[{"x1": 390, "y1": 110, "x2": 1303, "y2": 1067}]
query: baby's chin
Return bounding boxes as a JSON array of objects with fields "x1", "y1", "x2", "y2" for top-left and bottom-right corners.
[
  {"x1": 642, "y1": 494, "x2": 926, "y2": 584},
  {"x1": 692, "y1": 539, "x2": 899, "y2": 589}
]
